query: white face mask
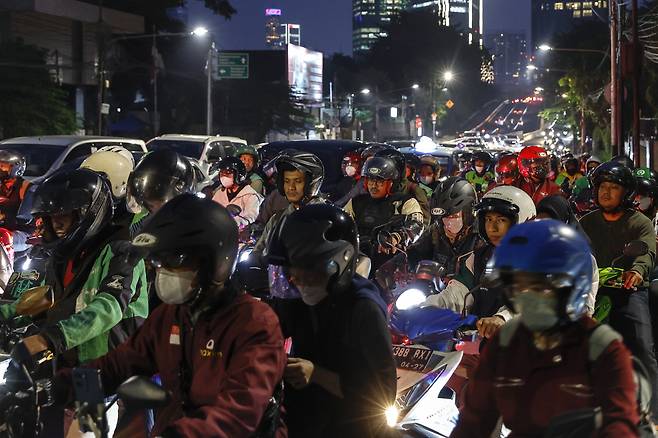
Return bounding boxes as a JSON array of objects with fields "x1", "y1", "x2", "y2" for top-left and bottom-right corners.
[
  {"x1": 220, "y1": 176, "x2": 234, "y2": 188},
  {"x1": 421, "y1": 175, "x2": 434, "y2": 185},
  {"x1": 513, "y1": 292, "x2": 559, "y2": 332},
  {"x1": 155, "y1": 268, "x2": 197, "y2": 304},
  {"x1": 345, "y1": 165, "x2": 357, "y2": 177},
  {"x1": 475, "y1": 165, "x2": 485, "y2": 174},
  {"x1": 297, "y1": 285, "x2": 329, "y2": 306},
  {"x1": 638, "y1": 196, "x2": 653, "y2": 212},
  {"x1": 442, "y1": 215, "x2": 464, "y2": 235}
]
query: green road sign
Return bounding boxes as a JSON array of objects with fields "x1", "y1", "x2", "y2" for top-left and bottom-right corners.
[{"x1": 218, "y1": 53, "x2": 249, "y2": 79}]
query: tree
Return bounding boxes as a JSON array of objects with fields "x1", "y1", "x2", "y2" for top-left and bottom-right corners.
[{"x1": 0, "y1": 40, "x2": 78, "y2": 138}]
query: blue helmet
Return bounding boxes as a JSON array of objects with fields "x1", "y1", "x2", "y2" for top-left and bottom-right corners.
[{"x1": 488, "y1": 219, "x2": 593, "y2": 323}]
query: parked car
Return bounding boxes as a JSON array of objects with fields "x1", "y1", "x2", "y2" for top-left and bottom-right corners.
[
  {"x1": 0, "y1": 136, "x2": 147, "y2": 183},
  {"x1": 399, "y1": 145, "x2": 458, "y2": 177},
  {"x1": 258, "y1": 140, "x2": 365, "y2": 198}
]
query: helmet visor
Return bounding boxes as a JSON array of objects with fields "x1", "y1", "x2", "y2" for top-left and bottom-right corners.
[
  {"x1": 127, "y1": 172, "x2": 185, "y2": 212},
  {"x1": 267, "y1": 264, "x2": 301, "y2": 299},
  {"x1": 31, "y1": 184, "x2": 91, "y2": 216}
]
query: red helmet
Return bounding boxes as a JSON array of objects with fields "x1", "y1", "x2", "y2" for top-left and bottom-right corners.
[
  {"x1": 341, "y1": 151, "x2": 363, "y2": 178},
  {"x1": 518, "y1": 146, "x2": 550, "y2": 180},
  {"x1": 495, "y1": 153, "x2": 519, "y2": 185},
  {"x1": 0, "y1": 228, "x2": 13, "y2": 266}
]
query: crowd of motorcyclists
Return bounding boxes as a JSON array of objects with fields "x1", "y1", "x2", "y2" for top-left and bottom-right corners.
[{"x1": 0, "y1": 139, "x2": 654, "y2": 437}]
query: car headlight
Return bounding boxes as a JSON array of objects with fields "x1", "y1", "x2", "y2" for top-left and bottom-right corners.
[{"x1": 395, "y1": 288, "x2": 427, "y2": 310}]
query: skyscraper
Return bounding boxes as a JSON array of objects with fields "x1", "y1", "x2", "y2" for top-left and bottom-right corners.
[
  {"x1": 484, "y1": 32, "x2": 528, "y2": 84},
  {"x1": 531, "y1": 0, "x2": 608, "y2": 51},
  {"x1": 280, "y1": 24, "x2": 302, "y2": 46},
  {"x1": 352, "y1": 0, "x2": 406, "y2": 53},
  {"x1": 265, "y1": 8, "x2": 282, "y2": 49},
  {"x1": 405, "y1": 0, "x2": 484, "y2": 45}
]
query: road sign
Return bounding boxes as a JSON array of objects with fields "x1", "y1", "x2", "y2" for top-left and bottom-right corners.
[
  {"x1": 415, "y1": 116, "x2": 423, "y2": 129},
  {"x1": 218, "y1": 53, "x2": 249, "y2": 79},
  {"x1": 445, "y1": 100, "x2": 454, "y2": 109}
]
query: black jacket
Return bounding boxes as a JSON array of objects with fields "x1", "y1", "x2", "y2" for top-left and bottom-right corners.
[
  {"x1": 408, "y1": 225, "x2": 482, "y2": 278},
  {"x1": 274, "y1": 275, "x2": 397, "y2": 438}
]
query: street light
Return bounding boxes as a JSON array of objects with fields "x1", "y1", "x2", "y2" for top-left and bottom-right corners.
[
  {"x1": 538, "y1": 44, "x2": 552, "y2": 52},
  {"x1": 412, "y1": 83, "x2": 420, "y2": 89},
  {"x1": 527, "y1": 64, "x2": 538, "y2": 71},
  {"x1": 443, "y1": 71, "x2": 454, "y2": 82},
  {"x1": 191, "y1": 26, "x2": 209, "y2": 37},
  {"x1": 361, "y1": 88, "x2": 371, "y2": 95}
]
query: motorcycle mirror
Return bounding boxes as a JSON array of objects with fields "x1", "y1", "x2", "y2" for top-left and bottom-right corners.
[
  {"x1": 117, "y1": 376, "x2": 170, "y2": 411},
  {"x1": 543, "y1": 407, "x2": 602, "y2": 438},
  {"x1": 623, "y1": 240, "x2": 649, "y2": 258},
  {"x1": 15, "y1": 286, "x2": 54, "y2": 317}
]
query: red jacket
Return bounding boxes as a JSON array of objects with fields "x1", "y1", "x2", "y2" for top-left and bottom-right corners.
[
  {"x1": 89, "y1": 293, "x2": 287, "y2": 438},
  {"x1": 515, "y1": 178, "x2": 563, "y2": 205},
  {"x1": 451, "y1": 317, "x2": 639, "y2": 438}
]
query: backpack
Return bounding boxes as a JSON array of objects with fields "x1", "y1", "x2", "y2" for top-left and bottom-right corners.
[{"x1": 498, "y1": 318, "x2": 655, "y2": 437}]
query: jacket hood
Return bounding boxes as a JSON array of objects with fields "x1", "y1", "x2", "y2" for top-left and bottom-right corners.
[{"x1": 351, "y1": 274, "x2": 387, "y2": 316}]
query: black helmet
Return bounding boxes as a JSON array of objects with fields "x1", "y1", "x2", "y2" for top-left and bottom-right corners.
[
  {"x1": 275, "y1": 151, "x2": 324, "y2": 199},
  {"x1": 0, "y1": 150, "x2": 26, "y2": 179},
  {"x1": 633, "y1": 167, "x2": 658, "y2": 199},
  {"x1": 216, "y1": 156, "x2": 247, "y2": 184},
  {"x1": 362, "y1": 156, "x2": 400, "y2": 181},
  {"x1": 610, "y1": 155, "x2": 635, "y2": 169},
  {"x1": 361, "y1": 143, "x2": 390, "y2": 161},
  {"x1": 132, "y1": 193, "x2": 238, "y2": 287},
  {"x1": 471, "y1": 151, "x2": 492, "y2": 166},
  {"x1": 31, "y1": 168, "x2": 113, "y2": 254},
  {"x1": 430, "y1": 177, "x2": 477, "y2": 222},
  {"x1": 591, "y1": 161, "x2": 636, "y2": 208},
  {"x1": 403, "y1": 153, "x2": 422, "y2": 182},
  {"x1": 375, "y1": 148, "x2": 406, "y2": 180},
  {"x1": 266, "y1": 204, "x2": 358, "y2": 295},
  {"x1": 127, "y1": 150, "x2": 194, "y2": 213}
]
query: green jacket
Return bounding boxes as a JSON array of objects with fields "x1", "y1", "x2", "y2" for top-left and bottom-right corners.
[
  {"x1": 465, "y1": 170, "x2": 494, "y2": 193},
  {"x1": 0, "y1": 241, "x2": 149, "y2": 364}
]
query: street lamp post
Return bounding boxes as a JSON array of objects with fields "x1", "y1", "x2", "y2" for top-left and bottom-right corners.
[{"x1": 98, "y1": 26, "x2": 211, "y2": 136}]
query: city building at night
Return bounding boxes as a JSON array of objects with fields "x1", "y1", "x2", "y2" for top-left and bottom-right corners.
[
  {"x1": 406, "y1": 0, "x2": 484, "y2": 46},
  {"x1": 484, "y1": 32, "x2": 528, "y2": 84},
  {"x1": 531, "y1": 0, "x2": 608, "y2": 51},
  {"x1": 265, "y1": 8, "x2": 282, "y2": 48},
  {"x1": 352, "y1": 0, "x2": 406, "y2": 53}
]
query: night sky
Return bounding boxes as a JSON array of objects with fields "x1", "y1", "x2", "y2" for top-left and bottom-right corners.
[{"x1": 186, "y1": 0, "x2": 530, "y2": 55}]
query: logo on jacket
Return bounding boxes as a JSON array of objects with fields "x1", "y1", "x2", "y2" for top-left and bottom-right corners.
[
  {"x1": 200, "y1": 339, "x2": 221, "y2": 358},
  {"x1": 132, "y1": 233, "x2": 157, "y2": 247},
  {"x1": 105, "y1": 275, "x2": 124, "y2": 290}
]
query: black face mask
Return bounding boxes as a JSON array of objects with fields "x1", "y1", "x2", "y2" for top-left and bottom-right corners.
[
  {"x1": 0, "y1": 171, "x2": 10, "y2": 181},
  {"x1": 566, "y1": 166, "x2": 577, "y2": 176}
]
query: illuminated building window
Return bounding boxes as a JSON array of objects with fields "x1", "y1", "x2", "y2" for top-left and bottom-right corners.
[
  {"x1": 554, "y1": 2, "x2": 564, "y2": 9},
  {"x1": 573, "y1": 9, "x2": 582, "y2": 17},
  {"x1": 582, "y1": 9, "x2": 593, "y2": 16},
  {"x1": 582, "y1": 2, "x2": 592, "y2": 8}
]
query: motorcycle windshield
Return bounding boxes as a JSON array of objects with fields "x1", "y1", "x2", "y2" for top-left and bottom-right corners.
[{"x1": 391, "y1": 307, "x2": 477, "y2": 347}]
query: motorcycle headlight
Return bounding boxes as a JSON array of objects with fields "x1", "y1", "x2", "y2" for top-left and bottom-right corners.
[
  {"x1": 239, "y1": 248, "x2": 253, "y2": 263},
  {"x1": 395, "y1": 288, "x2": 427, "y2": 310},
  {"x1": 0, "y1": 358, "x2": 11, "y2": 385},
  {"x1": 384, "y1": 406, "x2": 399, "y2": 427}
]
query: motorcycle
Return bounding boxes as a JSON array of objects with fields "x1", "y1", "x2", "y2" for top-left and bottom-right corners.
[{"x1": 593, "y1": 240, "x2": 649, "y2": 323}]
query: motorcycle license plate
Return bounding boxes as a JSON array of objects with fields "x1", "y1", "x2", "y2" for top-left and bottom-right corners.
[{"x1": 392, "y1": 344, "x2": 433, "y2": 372}]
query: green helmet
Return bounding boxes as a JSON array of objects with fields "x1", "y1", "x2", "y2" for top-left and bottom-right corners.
[{"x1": 235, "y1": 145, "x2": 259, "y2": 167}]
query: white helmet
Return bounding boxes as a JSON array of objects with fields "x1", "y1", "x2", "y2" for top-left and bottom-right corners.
[
  {"x1": 97, "y1": 145, "x2": 135, "y2": 168},
  {"x1": 475, "y1": 185, "x2": 536, "y2": 244},
  {"x1": 80, "y1": 150, "x2": 134, "y2": 198}
]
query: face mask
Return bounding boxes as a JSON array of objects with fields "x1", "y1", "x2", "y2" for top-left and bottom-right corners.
[
  {"x1": 475, "y1": 165, "x2": 485, "y2": 174},
  {"x1": 421, "y1": 175, "x2": 434, "y2": 185},
  {"x1": 220, "y1": 176, "x2": 234, "y2": 188},
  {"x1": 0, "y1": 171, "x2": 9, "y2": 180},
  {"x1": 155, "y1": 268, "x2": 198, "y2": 304},
  {"x1": 513, "y1": 292, "x2": 559, "y2": 332},
  {"x1": 297, "y1": 285, "x2": 329, "y2": 306},
  {"x1": 442, "y1": 215, "x2": 464, "y2": 235},
  {"x1": 345, "y1": 165, "x2": 357, "y2": 177},
  {"x1": 566, "y1": 167, "x2": 577, "y2": 176},
  {"x1": 638, "y1": 196, "x2": 653, "y2": 212}
]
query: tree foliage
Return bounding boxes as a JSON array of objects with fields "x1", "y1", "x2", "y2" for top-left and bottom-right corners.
[{"x1": 0, "y1": 40, "x2": 78, "y2": 138}]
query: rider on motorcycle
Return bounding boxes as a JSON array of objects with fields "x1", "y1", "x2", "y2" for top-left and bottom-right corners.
[
  {"x1": 555, "y1": 157, "x2": 585, "y2": 195},
  {"x1": 571, "y1": 154, "x2": 602, "y2": 199},
  {"x1": 464, "y1": 151, "x2": 494, "y2": 196},
  {"x1": 408, "y1": 177, "x2": 482, "y2": 278},
  {"x1": 125, "y1": 149, "x2": 195, "y2": 236},
  {"x1": 211, "y1": 156, "x2": 263, "y2": 228},
  {"x1": 69, "y1": 194, "x2": 286, "y2": 437},
  {"x1": 252, "y1": 151, "x2": 325, "y2": 258},
  {"x1": 632, "y1": 167, "x2": 658, "y2": 223},
  {"x1": 452, "y1": 219, "x2": 639, "y2": 437},
  {"x1": 236, "y1": 144, "x2": 265, "y2": 195},
  {"x1": 344, "y1": 156, "x2": 424, "y2": 270},
  {"x1": 0, "y1": 150, "x2": 32, "y2": 252},
  {"x1": 1, "y1": 168, "x2": 149, "y2": 366},
  {"x1": 266, "y1": 204, "x2": 397, "y2": 438},
  {"x1": 491, "y1": 152, "x2": 520, "y2": 188},
  {"x1": 580, "y1": 160, "x2": 658, "y2": 420},
  {"x1": 334, "y1": 150, "x2": 364, "y2": 207},
  {"x1": 403, "y1": 153, "x2": 433, "y2": 197},
  {"x1": 423, "y1": 186, "x2": 536, "y2": 337},
  {"x1": 516, "y1": 145, "x2": 562, "y2": 205},
  {"x1": 419, "y1": 154, "x2": 442, "y2": 192}
]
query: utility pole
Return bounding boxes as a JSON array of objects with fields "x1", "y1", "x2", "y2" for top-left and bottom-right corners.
[
  {"x1": 152, "y1": 25, "x2": 159, "y2": 136},
  {"x1": 610, "y1": 0, "x2": 621, "y2": 152},
  {"x1": 96, "y1": 0, "x2": 104, "y2": 135},
  {"x1": 631, "y1": 0, "x2": 641, "y2": 165},
  {"x1": 206, "y1": 42, "x2": 214, "y2": 135}
]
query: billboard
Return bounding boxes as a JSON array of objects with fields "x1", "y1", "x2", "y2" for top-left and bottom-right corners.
[
  {"x1": 266, "y1": 8, "x2": 282, "y2": 16},
  {"x1": 287, "y1": 45, "x2": 323, "y2": 104}
]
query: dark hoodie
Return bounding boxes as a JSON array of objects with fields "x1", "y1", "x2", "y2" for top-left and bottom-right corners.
[{"x1": 277, "y1": 274, "x2": 397, "y2": 438}]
